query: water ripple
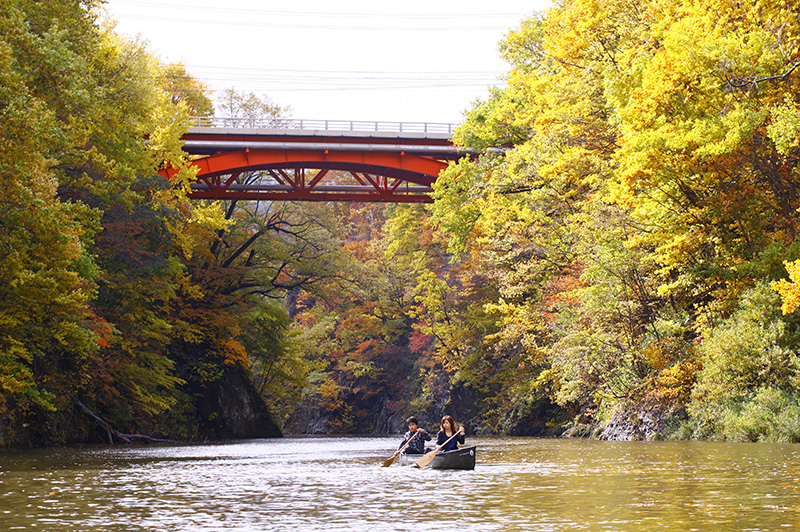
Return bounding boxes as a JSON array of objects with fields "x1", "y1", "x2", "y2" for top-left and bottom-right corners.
[{"x1": 2, "y1": 437, "x2": 800, "y2": 531}]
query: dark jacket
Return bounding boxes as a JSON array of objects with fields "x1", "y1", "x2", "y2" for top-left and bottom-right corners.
[
  {"x1": 399, "y1": 429, "x2": 432, "y2": 454},
  {"x1": 436, "y1": 430, "x2": 465, "y2": 452}
]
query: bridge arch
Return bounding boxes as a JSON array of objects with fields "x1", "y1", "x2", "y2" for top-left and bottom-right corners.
[{"x1": 160, "y1": 118, "x2": 464, "y2": 203}]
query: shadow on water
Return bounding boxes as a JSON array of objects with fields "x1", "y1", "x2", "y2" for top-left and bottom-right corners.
[{"x1": 2, "y1": 437, "x2": 800, "y2": 531}]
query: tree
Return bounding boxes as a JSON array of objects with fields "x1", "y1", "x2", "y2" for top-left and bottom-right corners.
[
  {"x1": 161, "y1": 62, "x2": 214, "y2": 116},
  {"x1": 216, "y1": 88, "x2": 290, "y2": 125},
  {"x1": 424, "y1": 0, "x2": 800, "y2": 437},
  {"x1": 0, "y1": 0, "x2": 230, "y2": 444}
]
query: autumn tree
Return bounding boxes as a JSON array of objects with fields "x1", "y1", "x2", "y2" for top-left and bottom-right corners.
[
  {"x1": 0, "y1": 0, "x2": 229, "y2": 444},
  {"x1": 427, "y1": 0, "x2": 800, "y2": 439},
  {"x1": 161, "y1": 62, "x2": 214, "y2": 116}
]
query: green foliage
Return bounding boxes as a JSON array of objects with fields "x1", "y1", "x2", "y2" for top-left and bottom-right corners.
[
  {"x1": 688, "y1": 285, "x2": 800, "y2": 440},
  {"x1": 161, "y1": 62, "x2": 214, "y2": 116},
  {"x1": 693, "y1": 285, "x2": 800, "y2": 401},
  {"x1": 243, "y1": 301, "x2": 309, "y2": 425},
  {"x1": 690, "y1": 388, "x2": 800, "y2": 443},
  {"x1": 0, "y1": 0, "x2": 237, "y2": 445},
  {"x1": 430, "y1": 158, "x2": 486, "y2": 259},
  {"x1": 0, "y1": 0, "x2": 107, "y2": 440}
]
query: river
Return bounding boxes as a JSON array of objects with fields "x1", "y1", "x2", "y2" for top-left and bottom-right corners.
[{"x1": 2, "y1": 436, "x2": 799, "y2": 531}]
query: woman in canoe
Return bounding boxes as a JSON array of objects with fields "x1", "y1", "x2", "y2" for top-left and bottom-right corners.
[{"x1": 436, "y1": 415, "x2": 465, "y2": 453}]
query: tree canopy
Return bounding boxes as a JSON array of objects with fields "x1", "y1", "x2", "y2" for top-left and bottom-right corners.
[
  {"x1": 424, "y1": 0, "x2": 800, "y2": 440},
  {"x1": 4, "y1": 0, "x2": 800, "y2": 446}
]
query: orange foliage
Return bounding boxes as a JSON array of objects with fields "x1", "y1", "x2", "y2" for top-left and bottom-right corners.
[
  {"x1": 539, "y1": 266, "x2": 587, "y2": 322},
  {"x1": 352, "y1": 339, "x2": 382, "y2": 363},
  {"x1": 216, "y1": 338, "x2": 250, "y2": 367},
  {"x1": 88, "y1": 312, "x2": 115, "y2": 349}
]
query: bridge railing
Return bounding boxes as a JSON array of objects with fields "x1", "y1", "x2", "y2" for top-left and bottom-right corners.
[{"x1": 186, "y1": 116, "x2": 457, "y2": 135}]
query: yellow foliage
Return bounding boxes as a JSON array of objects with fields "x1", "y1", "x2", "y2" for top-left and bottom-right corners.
[
  {"x1": 318, "y1": 379, "x2": 339, "y2": 400},
  {"x1": 772, "y1": 260, "x2": 800, "y2": 315},
  {"x1": 435, "y1": 0, "x2": 800, "y2": 428},
  {"x1": 654, "y1": 359, "x2": 701, "y2": 402},
  {"x1": 642, "y1": 345, "x2": 671, "y2": 372}
]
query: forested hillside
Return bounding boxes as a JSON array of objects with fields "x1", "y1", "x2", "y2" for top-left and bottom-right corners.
[
  {"x1": 3, "y1": 0, "x2": 800, "y2": 447},
  {"x1": 282, "y1": 0, "x2": 800, "y2": 442},
  {"x1": 425, "y1": 0, "x2": 800, "y2": 441},
  {"x1": 0, "y1": 0, "x2": 285, "y2": 445}
]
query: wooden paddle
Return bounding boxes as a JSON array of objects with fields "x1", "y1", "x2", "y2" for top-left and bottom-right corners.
[
  {"x1": 382, "y1": 430, "x2": 419, "y2": 467},
  {"x1": 415, "y1": 429, "x2": 463, "y2": 469}
]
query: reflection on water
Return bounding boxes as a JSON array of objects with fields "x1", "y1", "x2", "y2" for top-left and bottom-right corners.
[{"x1": 2, "y1": 437, "x2": 800, "y2": 531}]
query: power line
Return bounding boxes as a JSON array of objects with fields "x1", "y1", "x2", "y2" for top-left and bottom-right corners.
[
  {"x1": 182, "y1": 66, "x2": 504, "y2": 75},
  {"x1": 105, "y1": 0, "x2": 533, "y2": 31},
  {"x1": 111, "y1": 12, "x2": 518, "y2": 31},
  {"x1": 162, "y1": 79, "x2": 506, "y2": 92},
  {"x1": 158, "y1": 64, "x2": 507, "y2": 92},
  {"x1": 165, "y1": 85, "x2": 504, "y2": 93},
  {"x1": 104, "y1": 0, "x2": 523, "y2": 118},
  {"x1": 109, "y1": 0, "x2": 534, "y2": 21},
  {"x1": 163, "y1": 73, "x2": 503, "y2": 84}
]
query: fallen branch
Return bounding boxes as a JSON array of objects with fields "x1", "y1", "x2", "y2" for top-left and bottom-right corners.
[{"x1": 70, "y1": 395, "x2": 177, "y2": 445}]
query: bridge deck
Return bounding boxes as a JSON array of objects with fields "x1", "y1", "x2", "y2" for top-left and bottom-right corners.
[{"x1": 182, "y1": 127, "x2": 460, "y2": 157}]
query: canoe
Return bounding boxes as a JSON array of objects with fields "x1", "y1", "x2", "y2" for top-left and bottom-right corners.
[
  {"x1": 428, "y1": 446, "x2": 476, "y2": 470},
  {"x1": 399, "y1": 446, "x2": 477, "y2": 470}
]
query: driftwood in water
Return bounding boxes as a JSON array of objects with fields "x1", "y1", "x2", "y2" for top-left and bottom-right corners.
[{"x1": 70, "y1": 395, "x2": 177, "y2": 445}]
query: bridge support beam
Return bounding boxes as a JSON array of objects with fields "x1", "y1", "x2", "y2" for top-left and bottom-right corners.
[
  {"x1": 163, "y1": 123, "x2": 463, "y2": 203},
  {"x1": 163, "y1": 149, "x2": 447, "y2": 203}
]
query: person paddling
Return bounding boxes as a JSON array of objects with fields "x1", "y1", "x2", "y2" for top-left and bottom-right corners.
[
  {"x1": 398, "y1": 416, "x2": 432, "y2": 454},
  {"x1": 436, "y1": 415, "x2": 465, "y2": 453}
]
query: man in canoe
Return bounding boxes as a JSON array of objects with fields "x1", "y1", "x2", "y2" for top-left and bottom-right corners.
[
  {"x1": 398, "y1": 416, "x2": 432, "y2": 454},
  {"x1": 436, "y1": 415, "x2": 465, "y2": 453}
]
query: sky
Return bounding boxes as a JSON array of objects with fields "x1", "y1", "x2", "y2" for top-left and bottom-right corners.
[{"x1": 102, "y1": 0, "x2": 553, "y2": 125}]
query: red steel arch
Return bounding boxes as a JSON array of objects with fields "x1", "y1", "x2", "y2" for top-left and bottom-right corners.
[{"x1": 160, "y1": 124, "x2": 460, "y2": 203}]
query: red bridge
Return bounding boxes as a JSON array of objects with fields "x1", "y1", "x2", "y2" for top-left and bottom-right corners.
[{"x1": 162, "y1": 117, "x2": 466, "y2": 203}]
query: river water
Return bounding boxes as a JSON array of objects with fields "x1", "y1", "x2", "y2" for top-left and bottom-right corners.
[{"x1": 2, "y1": 436, "x2": 800, "y2": 531}]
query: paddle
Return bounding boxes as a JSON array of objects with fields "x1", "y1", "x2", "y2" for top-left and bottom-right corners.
[
  {"x1": 382, "y1": 430, "x2": 419, "y2": 467},
  {"x1": 415, "y1": 429, "x2": 463, "y2": 469}
]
